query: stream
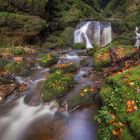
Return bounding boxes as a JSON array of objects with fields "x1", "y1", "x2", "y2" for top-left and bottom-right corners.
[{"x1": 0, "y1": 49, "x2": 99, "y2": 140}]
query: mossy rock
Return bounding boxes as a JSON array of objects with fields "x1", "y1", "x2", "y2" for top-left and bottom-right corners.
[
  {"x1": 41, "y1": 70, "x2": 74, "y2": 102},
  {"x1": 96, "y1": 65, "x2": 140, "y2": 139},
  {"x1": 67, "y1": 86, "x2": 93, "y2": 110},
  {"x1": 5, "y1": 61, "x2": 28, "y2": 74},
  {"x1": 51, "y1": 62, "x2": 78, "y2": 73},
  {"x1": 72, "y1": 43, "x2": 86, "y2": 50},
  {"x1": 40, "y1": 52, "x2": 58, "y2": 68},
  {"x1": 93, "y1": 41, "x2": 135, "y2": 70}
]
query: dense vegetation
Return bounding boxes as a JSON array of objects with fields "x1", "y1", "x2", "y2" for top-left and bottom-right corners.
[{"x1": 0, "y1": 0, "x2": 140, "y2": 140}]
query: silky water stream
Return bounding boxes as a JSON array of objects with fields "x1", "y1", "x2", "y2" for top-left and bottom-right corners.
[{"x1": 0, "y1": 50, "x2": 99, "y2": 140}]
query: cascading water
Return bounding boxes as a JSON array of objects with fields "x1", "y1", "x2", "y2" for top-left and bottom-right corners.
[
  {"x1": 0, "y1": 97, "x2": 58, "y2": 140},
  {"x1": 74, "y1": 22, "x2": 93, "y2": 49},
  {"x1": 74, "y1": 21, "x2": 112, "y2": 48}
]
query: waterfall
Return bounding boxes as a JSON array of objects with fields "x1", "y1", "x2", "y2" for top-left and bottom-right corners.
[
  {"x1": 135, "y1": 27, "x2": 140, "y2": 48},
  {"x1": 74, "y1": 22, "x2": 93, "y2": 49},
  {"x1": 74, "y1": 21, "x2": 112, "y2": 49},
  {"x1": 102, "y1": 24, "x2": 112, "y2": 46}
]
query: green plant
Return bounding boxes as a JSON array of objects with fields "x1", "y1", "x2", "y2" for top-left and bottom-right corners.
[
  {"x1": 11, "y1": 47, "x2": 25, "y2": 55},
  {"x1": 72, "y1": 43, "x2": 86, "y2": 50}
]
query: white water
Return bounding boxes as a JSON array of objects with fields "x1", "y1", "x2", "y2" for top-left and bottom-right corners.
[
  {"x1": 102, "y1": 25, "x2": 112, "y2": 46},
  {"x1": 0, "y1": 97, "x2": 58, "y2": 140},
  {"x1": 74, "y1": 21, "x2": 112, "y2": 48},
  {"x1": 135, "y1": 27, "x2": 140, "y2": 48},
  {"x1": 74, "y1": 22, "x2": 93, "y2": 49},
  {"x1": 61, "y1": 54, "x2": 80, "y2": 60}
]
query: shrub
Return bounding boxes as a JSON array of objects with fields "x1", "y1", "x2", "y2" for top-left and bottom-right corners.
[
  {"x1": 0, "y1": 58, "x2": 8, "y2": 68},
  {"x1": 11, "y1": 47, "x2": 25, "y2": 55},
  {"x1": 72, "y1": 43, "x2": 86, "y2": 50},
  {"x1": 56, "y1": 27, "x2": 74, "y2": 48}
]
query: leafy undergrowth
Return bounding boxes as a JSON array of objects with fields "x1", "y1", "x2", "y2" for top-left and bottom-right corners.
[
  {"x1": 93, "y1": 41, "x2": 135, "y2": 70},
  {"x1": 96, "y1": 65, "x2": 140, "y2": 140},
  {"x1": 41, "y1": 70, "x2": 74, "y2": 102}
]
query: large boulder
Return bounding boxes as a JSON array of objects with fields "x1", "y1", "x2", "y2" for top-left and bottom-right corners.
[{"x1": 41, "y1": 70, "x2": 74, "y2": 102}]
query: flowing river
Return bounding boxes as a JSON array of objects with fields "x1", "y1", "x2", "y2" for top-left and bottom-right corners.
[{"x1": 0, "y1": 49, "x2": 100, "y2": 140}]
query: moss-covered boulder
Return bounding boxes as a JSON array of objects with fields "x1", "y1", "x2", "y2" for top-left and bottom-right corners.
[
  {"x1": 96, "y1": 65, "x2": 140, "y2": 140},
  {"x1": 0, "y1": 12, "x2": 47, "y2": 46},
  {"x1": 67, "y1": 86, "x2": 93, "y2": 110},
  {"x1": 5, "y1": 61, "x2": 28, "y2": 74},
  {"x1": 51, "y1": 62, "x2": 78, "y2": 73},
  {"x1": 41, "y1": 70, "x2": 74, "y2": 102},
  {"x1": 39, "y1": 52, "x2": 58, "y2": 68},
  {"x1": 93, "y1": 41, "x2": 135, "y2": 70}
]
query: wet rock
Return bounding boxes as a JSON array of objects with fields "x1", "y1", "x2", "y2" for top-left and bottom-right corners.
[
  {"x1": 77, "y1": 50, "x2": 88, "y2": 56},
  {"x1": 0, "y1": 84, "x2": 17, "y2": 102},
  {"x1": 18, "y1": 83, "x2": 29, "y2": 92},
  {"x1": 67, "y1": 86, "x2": 93, "y2": 110}
]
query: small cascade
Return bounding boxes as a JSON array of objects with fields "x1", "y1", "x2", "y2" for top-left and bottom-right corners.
[
  {"x1": 74, "y1": 21, "x2": 112, "y2": 48},
  {"x1": 0, "y1": 97, "x2": 58, "y2": 140}
]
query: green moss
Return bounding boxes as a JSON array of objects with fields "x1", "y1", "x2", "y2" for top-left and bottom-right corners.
[
  {"x1": 96, "y1": 65, "x2": 140, "y2": 139},
  {"x1": 51, "y1": 62, "x2": 78, "y2": 73},
  {"x1": 41, "y1": 70, "x2": 74, "y2": 102},
  {"x1": 0, "y1": 0, "x2": 48, "y2": 15},
  {"x1": 11, "y1": 47, "x2": 25, "y2": 55},
  {"x1": 5, "y1": 61, "x2": 27, "y2": 74},
  {"x1": 93, "y1": 41, "x2": 134, "y2": 70},
  {"x1": 67, "y1": 86, "x2": 92, "y2": 109},
  {"x1": 0, "y1": 58, "x2": 8, "y2": 68},
  {"x1": 72, "y1": 43, "x2": 86, "y2": 50},
  {"x1": 40, "y1": 52, "x2": 58, "y2": 68}
]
